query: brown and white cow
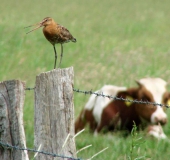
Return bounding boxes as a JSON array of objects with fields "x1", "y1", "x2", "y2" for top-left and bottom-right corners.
[{"x1": 75, "y1": 78, "x2": 170, "y2": 137}]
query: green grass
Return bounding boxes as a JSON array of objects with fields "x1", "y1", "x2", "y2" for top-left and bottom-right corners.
[{"x1": 1, "y1": 0, "x2": 170, "y2": 159}]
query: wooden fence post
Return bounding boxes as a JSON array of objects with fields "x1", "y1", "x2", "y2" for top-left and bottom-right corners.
[
  {"x1": 0, "y1": 80, "x2": 29, "y2": 160},
  {"x1": 34, "y1": 67, "x2": 77, "y2": 160}
]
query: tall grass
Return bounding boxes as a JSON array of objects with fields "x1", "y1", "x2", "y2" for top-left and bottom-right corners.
[{"x1": 0, "y1": 0, "x2": 170, "y2": 159}]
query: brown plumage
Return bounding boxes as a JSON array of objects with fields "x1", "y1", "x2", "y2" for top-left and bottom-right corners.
[{"x1": 25, "y1": 17, "x2": 76, "y2": 68}]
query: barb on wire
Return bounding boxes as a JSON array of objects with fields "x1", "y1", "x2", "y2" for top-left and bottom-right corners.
[
  {"x1": 0, "y1": 141, "x2": 81, "y2": 160},
  {"x1": 25, "y1": 87, "x2": 35, "y2": 91},
  {"x1": 73, "y1": 88, "x2": 170, "y2": 108}
]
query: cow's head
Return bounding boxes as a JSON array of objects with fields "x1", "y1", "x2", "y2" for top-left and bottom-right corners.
[
  {"x1": 135, "y1": 78, "x2": 168, "y2": 125},
  {"x1": 121, "y1": 78, "x2": 169, "y2": 125}
]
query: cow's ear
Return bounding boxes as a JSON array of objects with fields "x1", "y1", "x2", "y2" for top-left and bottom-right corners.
[
  {"x1": 117, "y1": 88, "x2": 138, "y2": 100},
  {"x1": 161, "y1": 92, "x2": 170, "y2": 111},
  {"x1": 135, "y1": 80, "x2": 143, "y2": 88},
  {"x1": 117, "y1": 88, "x2": 138, "y2": 107},
  {"x1": 126, "y1": 88, "x2": 139, "y2": 98},
  {"x1": 167, "y1": 99, "x2": 170, "y2": 107},
  {"x1": 135, "y1": 80, "x2": 140, "y2": 86},
  {"x1": 164, "y1": 92, "x2": 170, "y2": 107}
]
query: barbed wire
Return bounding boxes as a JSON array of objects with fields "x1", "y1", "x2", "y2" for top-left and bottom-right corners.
[
  {"x1": 25, "y1": 87, "x2": 170, "y2": 108},
  {"x1": 73, "y1": 88, "x2": 170, "y2": 108},
  {"x1": 25, "y1": 87, "x2": 35, "y2": 90},
  {"x1": 0, "y1": 141, "x2": 81, "y2": 160}
]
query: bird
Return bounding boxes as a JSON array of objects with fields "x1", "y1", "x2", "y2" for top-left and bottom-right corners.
[{"x1": 25, "y1": 17, "x2": 76, "y2": 69}]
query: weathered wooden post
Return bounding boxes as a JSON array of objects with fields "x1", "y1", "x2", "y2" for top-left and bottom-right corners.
[
  {"x1": 0, "y1": 80, "x2": 29, "y2": 160},
  {"x1": 34, "y1": 67, "x2": 77, "y2": 160}
]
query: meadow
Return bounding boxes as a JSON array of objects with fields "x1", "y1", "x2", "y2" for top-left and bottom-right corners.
[{"x1": 0, "y1": 0, "x2": 170, "y2": 159}]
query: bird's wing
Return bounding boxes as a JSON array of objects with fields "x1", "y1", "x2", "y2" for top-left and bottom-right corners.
[{"x1": 58, "y1": 24, "x2": 73, "y2": 40}]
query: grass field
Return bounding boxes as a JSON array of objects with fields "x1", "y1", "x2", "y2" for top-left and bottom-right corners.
[{"x1": 1, "y1": 0, "x2": 170, "y2": 159}]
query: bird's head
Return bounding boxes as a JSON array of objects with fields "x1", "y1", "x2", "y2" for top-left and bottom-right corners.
[
  {"x1": 25, "y1": 17, "x2": 55, "y2": 34},
  {"x1": 41, "y1": 17, "x2": 54, "y2": 26}
]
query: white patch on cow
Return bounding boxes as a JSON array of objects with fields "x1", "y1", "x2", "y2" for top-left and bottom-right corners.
[
  {"x1": 92, "y1": 85, "x2": 127, "y2": 126},
  {"x1": 84, "y1": 90, "x2": 99, "y2": 110},
  {"x1": 138, "y1": 78, "x2": 167, "y2": 124},
  {"x1": 80, "y1": 92, "x2": 99, "y2": 120}
]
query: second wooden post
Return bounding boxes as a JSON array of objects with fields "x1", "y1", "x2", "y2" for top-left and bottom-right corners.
[{"x1": 34, "y1": 67, "x2": 76, "y2": 160}]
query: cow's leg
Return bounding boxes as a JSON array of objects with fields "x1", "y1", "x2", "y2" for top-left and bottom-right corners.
[
  {"x1": 94, "y1": 122, "x2": 105, "y2": 136},
  {"x1": 75, "y1": 110, "x2": 87, "y2": 133},
  {"x1": 89, "y1": 121, "x2": 97, "y2": 132}
]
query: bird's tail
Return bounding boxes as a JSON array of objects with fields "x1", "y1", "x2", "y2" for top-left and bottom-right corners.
[{"x1": 71, "y1": 38, "x2": 76, "y2": 42}]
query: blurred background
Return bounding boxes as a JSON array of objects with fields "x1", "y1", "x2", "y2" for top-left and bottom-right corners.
[{"x1": 0, "y1": 0, "x2": 170, "y2": 159}]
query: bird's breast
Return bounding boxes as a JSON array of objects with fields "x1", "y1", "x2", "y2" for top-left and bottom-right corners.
[{"x1": 43, "y1": 26, "x2": 61, "y2": 45}]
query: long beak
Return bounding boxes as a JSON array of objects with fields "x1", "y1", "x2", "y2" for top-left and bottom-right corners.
[{"x1": 25, "y1": 23, "x2": 43, "y2": 34}]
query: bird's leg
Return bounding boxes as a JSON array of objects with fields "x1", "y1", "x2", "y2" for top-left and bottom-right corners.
[
  {"x1": 58, "y1": 43, "x2": 63, "y2": 68},
  {"x1": 53, "y1": 45, "x2": 57, "y2": 69}
]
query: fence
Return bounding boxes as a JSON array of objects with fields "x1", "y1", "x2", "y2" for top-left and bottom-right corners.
[
  {"x1": 73, "y1": 88, "x2": 170, "y2": 108},
  {"x1": 0, "y1": 67, "x2": 169, "y2": 160},
  {"x1": 0, "y1": 68, "x2": 77, "y2": 160}
]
